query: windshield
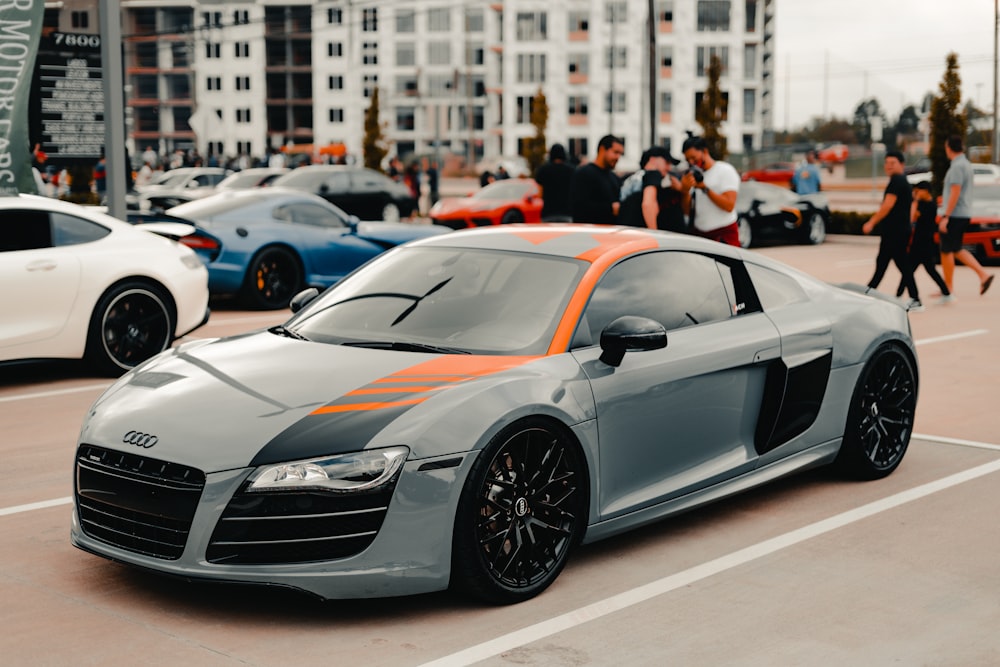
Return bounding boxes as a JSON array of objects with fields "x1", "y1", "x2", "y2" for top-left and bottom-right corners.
[
  {"x1": 288, "y1": 246, "x2": 586, "y2": 355},
  {"x1": 473, "y1": 181, "x2": 534, "y2": 201}
]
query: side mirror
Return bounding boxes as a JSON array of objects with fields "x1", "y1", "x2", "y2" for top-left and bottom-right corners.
[
  {"x1": 598, "y1": 316, "x2": 667, "y2": 367},
  {"x1": 347, "y1": 214, "x2": 360, "y2": 231},
  {"x1": 289, "y1": 287, "x2": 320, "y2": 313}
]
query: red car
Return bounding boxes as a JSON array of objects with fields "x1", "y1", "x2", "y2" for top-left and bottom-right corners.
[
  {"x1": 818, "y1": 143, "x2": 849, "y2": 164},
  {"x1": 429, "y1": 179, "x2": 543, "y2": 229},
  {"x1": 741, "y1": 162, "x2": 796, "y2": 184},
  {"x1": 961, "y1": 216, "x2": 1000, "y2": 264}
]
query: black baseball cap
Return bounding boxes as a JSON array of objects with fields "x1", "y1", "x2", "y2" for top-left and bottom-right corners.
[{"x1": 642, "y1": 145, "x2": 681, "y2": 166}]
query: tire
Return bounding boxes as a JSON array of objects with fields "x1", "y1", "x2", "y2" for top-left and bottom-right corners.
[
  {"x1": 737, "y1": 217, "x2": 753, "y2": 248},
  {"x1": 85, "y1": 281, "x2": 173, "y2": 376},
  {"x1": 835, "y1": 344, "x2": 917, "y2": 480},
  {"x1": 451, "y1": 418, "x2": 588, "y2": 604},
  {"x1": 802, "y1": 211, "x2": 826, "y2": 245},
  {"x1": 500, "y1": 209, "x2": 525, "y2": 225},
  {"x1": 241, "y1": 246, "x2": 303, "y2": 310},
  {"x1": 381, "y1": 202, "x2": 401, "y2": 222}
]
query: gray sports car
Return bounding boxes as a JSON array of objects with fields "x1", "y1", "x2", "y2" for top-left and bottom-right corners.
[{"x1": 71, "y1": 225, "x2": 918, "y2": 604}]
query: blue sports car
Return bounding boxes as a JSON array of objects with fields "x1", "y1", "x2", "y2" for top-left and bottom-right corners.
[
  {"x1": 158, "y1": 188, "x2": 450, "y2": 309},
  {"x1": 71, "y1": 225, "x2": 918, "y2": 604}
]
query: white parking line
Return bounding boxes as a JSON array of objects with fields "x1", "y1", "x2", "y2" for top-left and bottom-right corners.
[
  {"x1": 0, "y1": 497, "x2": 71, "y2": 517},
  {"x1": 914, "y1": 329, "x2": 989, "y2": 346},
  {"x1": 0, "y1": 383, "x2": 111, "y2": 404},
  {"x1": 418, "y1": 454, "x2": 1000, "y2": 667}
]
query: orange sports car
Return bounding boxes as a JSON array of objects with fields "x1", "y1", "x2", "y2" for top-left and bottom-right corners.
[{"x1": 429, "y1": 179, "x2": 542, "y2": 229}]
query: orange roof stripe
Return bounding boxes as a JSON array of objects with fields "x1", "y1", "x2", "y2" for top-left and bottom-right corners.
[
  {"x1": 311, "y1": 398, "x2": 429, "y2": 414},
  {"x1": 347, "y1": 386, "x2": 447, "y2": 395}
]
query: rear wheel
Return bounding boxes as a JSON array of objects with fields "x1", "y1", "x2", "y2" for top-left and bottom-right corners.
[
  {"x1": 381, "y1": 202, "x2": 401, "y2": 222},
  {"x1": 737, "y1": 217, "x2": 753, "y2": 248},
  {"x1": 802, "y1": 211, "x2": 826, "y2": 245},
  {"x1": 241, "y1": 246, "x2": 303, "y2": 310},
  {"x1": 835, "y1": 345, "x2": 916, "y2": 479},
  {"x1": 500, "y1": 209, "x2": 525, "y2": 225},
  {"x1": 452, "y1": 419, "x2": 588, "y2": 604},
  {"x1": 85, "y1": 282, "x2": 173, "y2": 376}
]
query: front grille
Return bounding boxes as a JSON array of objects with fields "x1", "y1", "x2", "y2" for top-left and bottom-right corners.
[
  {"x1": 75, "y1": 444, "x2": 205, "y2": 560},
  {"x1": 206, "y1": 481, "x2": 398, "y2": 565}
]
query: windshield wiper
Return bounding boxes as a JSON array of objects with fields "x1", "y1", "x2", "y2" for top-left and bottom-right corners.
[
  {"x1": 269, "y1": 324, "x2": 310, "y2": 341},
  {"x1": 342, "y1": 340, "x2": 470, "y2": 354}
]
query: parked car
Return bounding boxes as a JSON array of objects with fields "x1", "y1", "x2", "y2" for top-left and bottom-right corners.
[
  {"x1": 972, "y1": 163, "x2": 1000, "y2": 186},
  {"x1": 817, "y1": 143, "x2": 848, "y2": 164},
  {"x1": 0, "y1": 194, "x2": 209, "y2": 375},
  {"x1": 157, "y1": 188, "x2": 449, "y2": 309},
  {"x1": 741, "y1": 162, "x2": 796, "y2": 184},
  {"x1": 71, "y1": 224, "x2": 918, "y2": 603},
  {"x1": 215, "y1": 167, "x2": 289, "y2": 191},
  {"x1": 736, "y1": 181, "x2": 829, "y2": 248},
  {"x1": 956, "y1": 184, "x2": 1000, "y2": 265},
  {"x1": 129, "y1": 167, "x2": 231, "y2": 211},
  {"x1": 270, "y1": 166, "x2": 417, "y2": 221},
  {"x1": 429, "y1": 179, "x2": 543, "y2": 228}
]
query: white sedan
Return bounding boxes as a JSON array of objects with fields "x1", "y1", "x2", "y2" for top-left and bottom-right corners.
[{"x1": 1, "y1": 195, "x2": 210, "y2": 375}]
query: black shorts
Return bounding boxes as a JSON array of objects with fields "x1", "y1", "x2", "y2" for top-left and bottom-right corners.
[{"x1": 940, "y1": 216, "x2": 969, "y2": 253}]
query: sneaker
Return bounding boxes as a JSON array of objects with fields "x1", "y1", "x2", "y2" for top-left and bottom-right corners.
[
  {"x1": 907, "y1": 298, "x2": 925, "y2": 312},
  {"x1": 938, "y1": 294, "x2": 955, "y2": 304}
]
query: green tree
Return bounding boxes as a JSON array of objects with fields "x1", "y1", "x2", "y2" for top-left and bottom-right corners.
[
  {"x1": 928, "y1": 53, "x2": 967, "y2": 194},
  {"x1": 696, "y1": 54, "x2": 727, "y2": 158},
  {"x1": 363, "y1": 87, "x2": 389, "y2": 172},
  {"x1": 524, "y1": 88, "x2": 548, "y2": 176}
]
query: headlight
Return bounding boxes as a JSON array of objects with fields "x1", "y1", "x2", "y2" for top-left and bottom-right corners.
[{"x1": 247, "y1": 446, "x2": 408, "y2": 493}]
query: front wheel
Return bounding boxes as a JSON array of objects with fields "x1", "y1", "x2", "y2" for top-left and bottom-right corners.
[
  {"x1": 241, "y1": 246, "x2": 303, "y2": 310},
  {"x1": 452, "y1": 419, "x2": 588, "y2": 604},
  {"x1": 835, "y1": 345, "x2": 917, "y2": 479},
  {"x1": 802, "y1": 211, "x2": 826, "y2": 245},
  {"x1": 85, "y1": 282, "x2": 173, "y2": 376},
  {"x1": 500, "y1": 209, "x2": 525, "y2": 225},
  {"x1": 381, "y1": 202, "x2": 401, "y2": 222}
]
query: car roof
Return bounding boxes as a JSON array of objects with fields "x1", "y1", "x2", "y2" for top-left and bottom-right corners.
[{"x1": 406, "y1": 223, "x2": 743, "y2": 265}]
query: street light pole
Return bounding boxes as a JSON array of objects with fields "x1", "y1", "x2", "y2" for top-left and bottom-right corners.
[
  {"x1": 993, "y1": 0, "x2": 998, "y2": 164},
  {"x1": 99, "y1": 0, "x2": 126, "y2": 219}
]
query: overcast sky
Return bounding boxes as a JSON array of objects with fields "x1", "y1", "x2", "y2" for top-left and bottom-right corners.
[{"x1": 772, "y1": 1, "x2": 996, "y2": 129}]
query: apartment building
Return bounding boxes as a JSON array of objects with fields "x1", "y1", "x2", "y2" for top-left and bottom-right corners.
[{"x1": 111, "y1": 0, "x2": 774, "y2": 168}]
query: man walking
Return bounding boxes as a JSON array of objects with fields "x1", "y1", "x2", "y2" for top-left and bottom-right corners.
[
  {"x1": 791, "y1": 149, "x2": 822, "y2": 194},
  {"x1": 570, "y1": 134, "x2": 624, "y2": 224},
  {"x1": 939, "y1": 135, "x2": 994, "y2": 296},
  {"x1": 862, "y1": 150, "x2": 921, "y2": 310}
]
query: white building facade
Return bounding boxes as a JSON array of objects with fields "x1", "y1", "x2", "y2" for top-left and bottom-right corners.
[{"x1": 119, "y1": 0, "x2": 775, "y2": 168}]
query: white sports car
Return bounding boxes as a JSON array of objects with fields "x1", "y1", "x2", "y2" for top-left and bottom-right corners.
[{"x1": 1, "y1": 194, "x2": 210, "y2": 375}]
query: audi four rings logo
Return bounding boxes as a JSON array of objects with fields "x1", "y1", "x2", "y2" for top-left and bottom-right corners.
[{"x1": 123, "y1": 431, "x2": 158, "y2": 448}]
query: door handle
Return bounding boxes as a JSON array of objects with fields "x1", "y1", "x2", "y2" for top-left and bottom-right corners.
[
  {"x1": 753, "y1": 346, "x2": 781, "y2": 363},
  {"x1": 26, "y1": 260, "x2": 57, "y2": 272}
]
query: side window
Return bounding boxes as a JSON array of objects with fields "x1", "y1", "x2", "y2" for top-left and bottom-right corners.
[
  {"x1": 284, "y1": 203, "x2": 346, "y2": 228},
  {"x1": 581, "y1": 251, "x2": 734, "y2": 343},
  {"x1": 324, "y1": 172, "x2": 351, "y2": 193},
  {"x1": 1, "y1": 210, "x2": 52, "y2": 251},
  {"x1": 52, "y1": 213, "x2": 110, "y2": 246},
  {"x1": 355, "y1": 170, "x2": 387, "y2": 192},
  {"x1": 745, "y1": 262, "x2": 809, "y2": 310}
]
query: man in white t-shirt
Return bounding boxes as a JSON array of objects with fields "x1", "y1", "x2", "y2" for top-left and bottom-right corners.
[{"x1": 680, "y1": 134, "x2": 741, "y2": 246}]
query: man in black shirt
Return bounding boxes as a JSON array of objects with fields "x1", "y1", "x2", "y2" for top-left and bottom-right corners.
[
  {"x1": 535, "y1": 144, "x2": 575, "y2": 222},
  {"x1": 570, "y1": 134, "x2": 624, "y2": 224},
  {"x1": 618, "y1": 146, "x2": 681, "y2": 229},
  {"x1": 862, "y1": 150, "x2": 921, "y2": 310}
]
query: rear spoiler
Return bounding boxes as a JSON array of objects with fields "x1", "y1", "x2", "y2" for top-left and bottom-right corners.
[{"x1": 133, "y1": 222, "x2": 197, "y2": 241}]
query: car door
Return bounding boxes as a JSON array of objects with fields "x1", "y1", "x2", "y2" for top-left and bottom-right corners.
[
  {"x1": 570, "y1": 251, "x2": 781, "y2": 520},
  {"x1": 0, "y1": 208, "x2": 83, "y2": 352},
  {"x1": 277, "y1": 202, "x2": 379, "y2": 285},
  {"x1": 318, "y1": 171, "x2": 358, "y2": 216}
]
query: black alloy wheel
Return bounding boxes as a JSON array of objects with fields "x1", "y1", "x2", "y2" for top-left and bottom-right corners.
[
  {"x1": 500, "y1": 209, "x2": 525, "y2": 225},
  {"x1": 836, "y1": 344, "x2": 917, "y2": 479},
  {"x1": 86, "y1": 282, "x2": 173, "y2": 376},
  {"x1": 452, "y1": 419, "x2": 588, "y2": 604},
  {"x1": 242, "y1": 246, "x2": 303, "y2": 310}
]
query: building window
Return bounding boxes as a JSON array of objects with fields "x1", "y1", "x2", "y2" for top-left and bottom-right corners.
[
  {"x1": 697, "y1": 0, "x2": 731, "y2": 32},
  {"x1": 236, "y1": 108, "x2": 251, "y2": 123},
  {"x1": 328, "y1": 75, "x2": 344, "y2": 90},
  {"x1": 515, "y1": 95, "x2": 534, "y2": 124},
  {"x1": 568, "y1": 54, "x2": 589, "y2": 76},
  {"x1": 328, "y1": 42, "x2": 343, "y2": 58},
  {"x1": 201, "y1": 11, "x2": 220, "y2": 27},
  {"x1": 428, "y1": 42, "x2": 450, "y2": 65},
  {"x1": 568, "y1": 95, "x2": 588, "y2": 115},
  {"x1": 696, "y1": 46, "x2": 729, "y2": 76},
  {"x1": 428, "y1": 7, "x2": 450, "y2": 32},
  {"x1": 569, "y1": 11, "x2": 589, "y2": 34},
  {"x1": 745, "y1": 0, "x2": 757, "y2": 31},
  {"x1": 466, "y1": 8, "x2": 484, "y2": 32},
  {"x1": 660, "y1": 91, "x2": 673, "y2": 113},
  {"x1": 658, "y1": 0, "x2": 674, "y2": 22},
  {"x1": 396, "y1": 9, "x2": 415, "y2": 32},
  {"x1": 466, "y1": 42, "x2": 484, "y2": 66},
  {"x1": 396, "y1": 107, "x2": 415, "y2": 131},
  {"x1": 516, "y1": 54, "x2": 546, "y2": 83},
  {"x1": 71, "y1": 11, "x2": 89, "y2": 29},
  {"x1": 237, "y1": 140, "x2": 252, "y2": 156},
  {"x1": 605, "y1": 46, "x2": 627, "y2": 69},
  {"x1": 568, "y1": 138, "x2": 588, "y2": 162},
  {"x1": 743, "y1": 89, "x2": 755, "y2": 123},
  {"x1": 604, "y1": 1, "x2": 626, "y2": 23},
  {"x1": 236, "y1": 76, "x2": 250, "y2": 91},
  {"x1": 328, "y1": 7, "x2": 343, "y2": 25},
  {"x1": 396, "y1": 75, "x2": 418, "y2": 96},
  {"x1": 516, "y1": 12, "x2": 547, "y2": 41},
  {"x1": 396, "y1": 43, "x2": 415, "y2": 66},
  {"x1": 329, "y1": 108, "x2": 344, "y2": 123},
  {"x1": 235, "y1": 42, "x2": 250, "y2": 58},
  {"x1": 659, "y1": 46, "x2": 673, "y2": 68},
  {"x1": 206, "y1": 43, "x2": 221, "y2": 59},
  {"x1": 695, "y1": 91, "x2": 729, "y2": 119},
  {"x1": 207, "y1": 76, "x2": 221, "y2": 91},
  {"x1": 604, "y1": 91, "x2": 626, "y2": 113},
  {"x1": 427, "y1": 74, "x2": 451, "y2": 97},
  {"x1": 363, "y1": 74, "x2": 378, "y2": 98},
  {"x1": 744, "y1": 44, "x2": 757, "y2": 78},
  {"x1": 363, "y1": 8, "x2": 377, "y2": 32},
  {"x1": 207, "y1": 140, "x2": 224, "y2": 157},
  {"x1": 363, "y1": 41, "x2": 378, "y2": 65},
  {"x1": 233, "y1": 9, "x2": 249, "y2": 25}
]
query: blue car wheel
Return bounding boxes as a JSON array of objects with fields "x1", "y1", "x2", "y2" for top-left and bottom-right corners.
[{"x1": 241, "y1": 246, "x2": 303, "y2": 310}]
